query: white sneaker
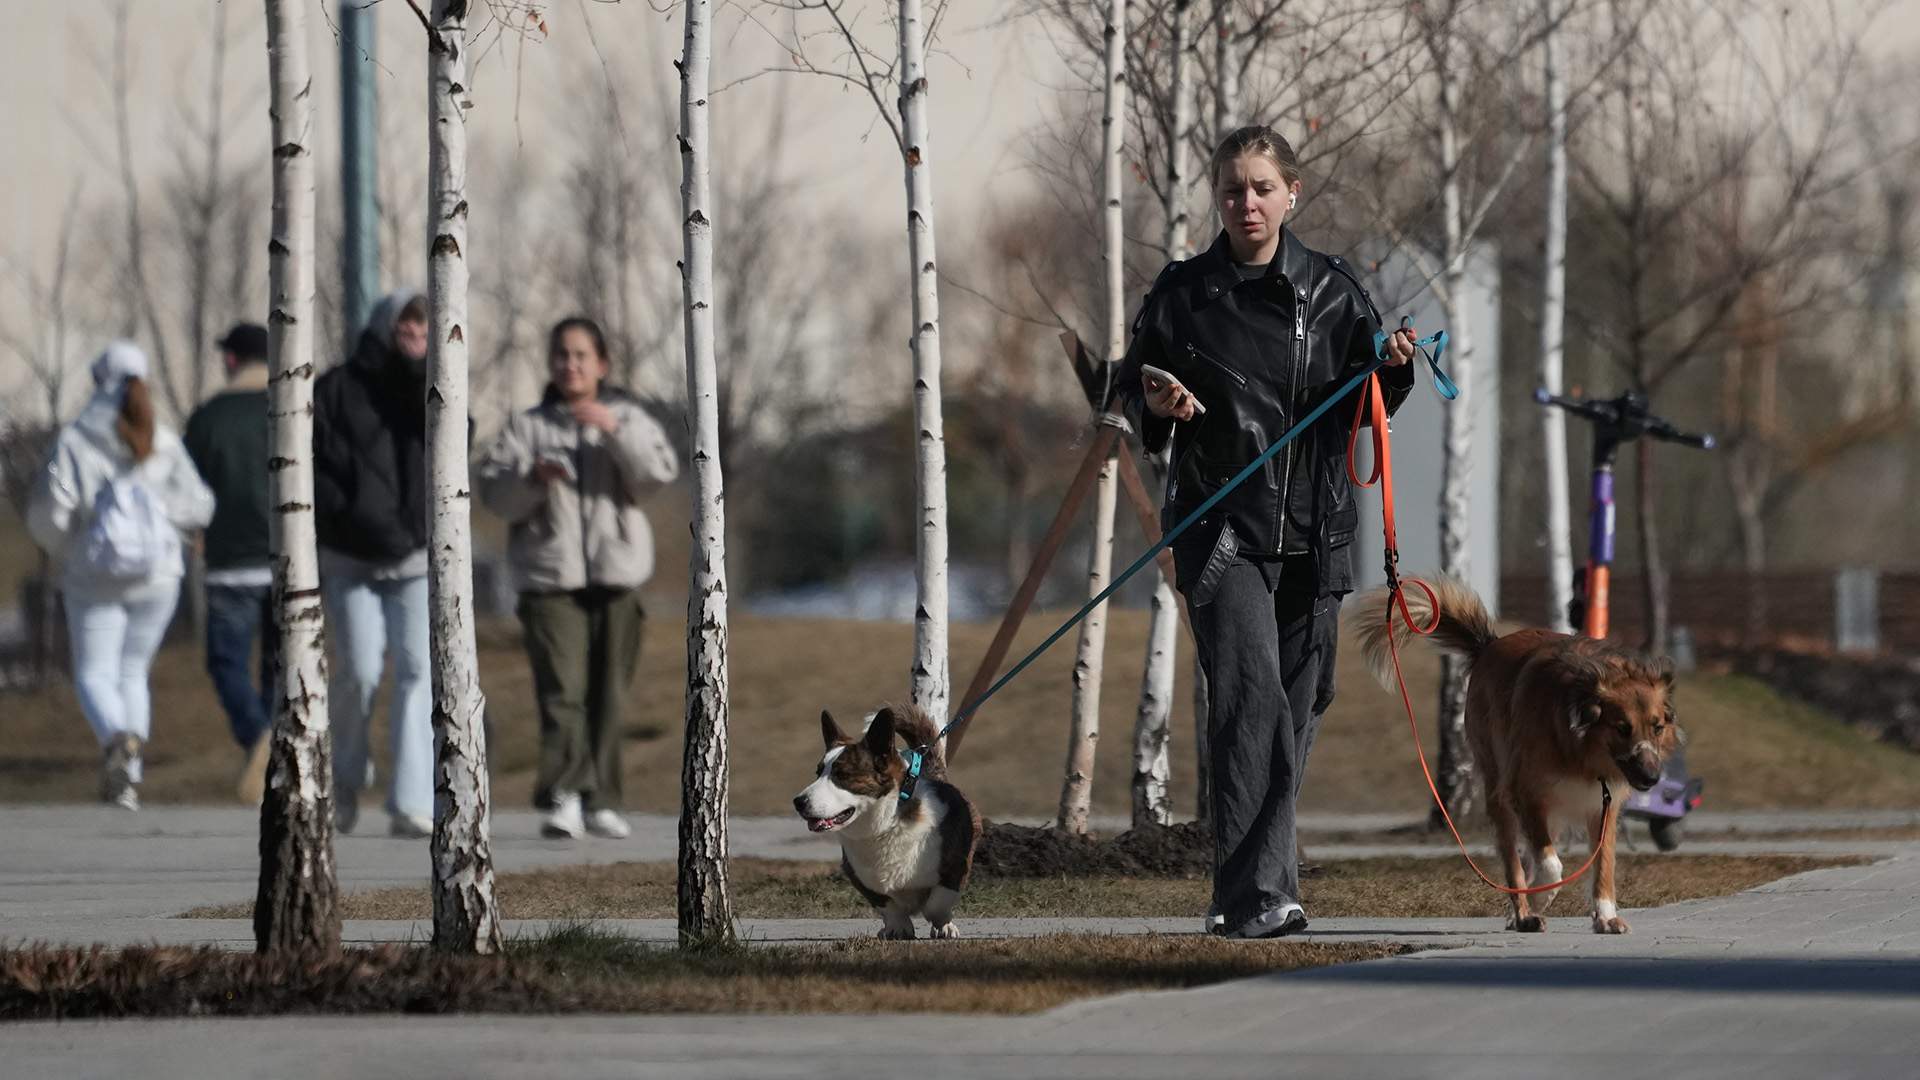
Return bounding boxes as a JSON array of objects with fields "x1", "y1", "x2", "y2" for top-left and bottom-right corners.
[
  {"x1": 1228, "y1": 903, "x2": 1308, "y2": 940},
  {"x1": 389, "y1": 813, "x2": 432, "y2": 839},
  {"x1": 585, "y1": 808, "x2": 630, "y2": 839},
  {"x1": 542, "y1": 792, "x2": 584, "y2": 839},
  {"x1": 112, "y1": 786, "x2": 141, "y2": 812},
  {"x1": 1203, "y1": 910, "x2": 1227, "y2": 936}
]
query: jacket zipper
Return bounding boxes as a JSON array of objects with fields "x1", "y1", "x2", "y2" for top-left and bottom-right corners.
[
  {"x1": 1187, "y1": 342, "x2": 1249, "y2": 388},
  {"x1": 1276, "y1": 296, "x2": 1307, "y2": 554}
]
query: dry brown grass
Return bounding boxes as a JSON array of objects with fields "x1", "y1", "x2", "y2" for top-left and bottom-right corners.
[
  {"x1": 9, "y1": 601, "x2": 1920, "y2": 819},
  {"x1": 0, "y1": 930, "x2": 1406, "y2": 1020},
  {"x1": 184, "y1": 853, "x2": 1854, "y2": 923}
]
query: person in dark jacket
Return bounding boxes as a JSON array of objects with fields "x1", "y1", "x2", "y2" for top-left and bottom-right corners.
[
  {"x1": 1117, "y1": 126, "x2": 1417, "y2": 939},
  {"x1": 312, "y1": 288, "x2": 434, "y2": 838},
  {"x1": 183, "y1": 322, "x2": 275, "y2": 803}
]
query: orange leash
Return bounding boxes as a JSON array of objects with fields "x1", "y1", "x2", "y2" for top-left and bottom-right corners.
[{"x1": 1346, "y1": 372, "x2": 1612, "y2": 896}]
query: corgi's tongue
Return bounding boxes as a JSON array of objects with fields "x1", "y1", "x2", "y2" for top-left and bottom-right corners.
[{"x1": 808, "y1": 808, "x2": 854, "y2": 832}]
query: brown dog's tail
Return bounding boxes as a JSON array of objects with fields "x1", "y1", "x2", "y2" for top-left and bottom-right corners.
[
  {"x1": 1349, "y1": 576, "x2": 1497, "y2": 690},
  {"x1": 879, "y1": 704, "x2": 949, "y2": 781}
]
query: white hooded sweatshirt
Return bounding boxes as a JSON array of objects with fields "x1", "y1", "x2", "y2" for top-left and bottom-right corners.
[{"x1": 27, "y1": 342, "x2": 216, "y2": 595}]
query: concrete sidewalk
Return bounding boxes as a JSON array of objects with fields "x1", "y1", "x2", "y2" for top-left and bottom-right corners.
[{"x1": 4, "y1": 805, "x2": 1918, "y2": 1079}]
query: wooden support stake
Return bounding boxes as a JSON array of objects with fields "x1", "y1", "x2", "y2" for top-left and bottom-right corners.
[{"x1": 945, "y1": 422, "x2": 1124, "y2": 760}]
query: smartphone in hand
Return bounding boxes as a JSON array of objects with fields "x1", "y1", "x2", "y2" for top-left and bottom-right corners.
[{"x1": 1141, "y1": 364, "x2": 1206, "y2": 415}]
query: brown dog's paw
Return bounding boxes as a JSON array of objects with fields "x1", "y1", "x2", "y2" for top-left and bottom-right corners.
[
  {"x1": 1592, "y1": 914, "x2": 1631, "y2": 935},
  {"x1": 1506, "y1": 914, "x2": 1548, "y2": 933}
]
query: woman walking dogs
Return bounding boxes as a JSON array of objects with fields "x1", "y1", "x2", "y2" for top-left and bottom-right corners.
[
  {"x1": 28, "y1": 342, "x2": 215, "y2": 811},
  {"x1": 1117, "y1": 126, "x2": 1418, "y2": 939},
  {"x1": 478, "y1": 318, "x2": 679, "y2": 840}
]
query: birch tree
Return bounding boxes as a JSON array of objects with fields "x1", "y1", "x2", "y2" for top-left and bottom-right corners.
[
  {"x1": 763, "y1": 0, "x2": 951, "y2": 722},
  {"x1": 422, "y1": 0, "x2": 502, "y2": 955},
  {"x1": 1132, "y1": 0, "x2": 1191, "y2": 830},
  {"x1": 1058, "y1": 0, "x2": 1129, "y2": 836},
  {"x1": 1538, "y1": 0, "x2": 1574, "y2": 634},
  {"x1": 254, "y1": 0, "x2": 339, "y2": 956},
  {"x1": 677, "y1": 0, "x2": 736, "y2": 948}
]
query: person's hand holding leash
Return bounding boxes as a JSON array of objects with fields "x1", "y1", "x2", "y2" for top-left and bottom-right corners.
[{"x1": 1383, "y1": 324, "x2": 1417, "y2": 367}]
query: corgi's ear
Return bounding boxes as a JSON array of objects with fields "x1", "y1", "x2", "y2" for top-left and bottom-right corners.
[
  {"x1": 863, "y1": 707, "x2": 898, "y2": 758},
  {"x1": 821, "y1": 710, "x2": 848, "y2": 748}
]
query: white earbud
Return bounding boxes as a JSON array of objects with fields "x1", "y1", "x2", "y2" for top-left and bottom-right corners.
[{"x1": 1288, "y1": 193, "x2": 1298, "y2": 209}]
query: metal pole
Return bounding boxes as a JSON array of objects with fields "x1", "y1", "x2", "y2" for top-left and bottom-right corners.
[{"x1": 340, "y1": 0, "x2": 380, "y2": 346}]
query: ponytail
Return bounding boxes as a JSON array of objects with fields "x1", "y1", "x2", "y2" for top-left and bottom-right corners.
[{"x1": 116, "y1": 376, "x2": 156, "y2": 462}]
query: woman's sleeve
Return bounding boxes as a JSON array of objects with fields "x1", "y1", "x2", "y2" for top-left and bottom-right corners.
[
  {"x1": 605, "y1": 404, "x2": 680, "y2": 502},
  {"x1": 1115, "y1": 269, "x2": 1178, "y2": 455},
  {"x1": 475, "y1": 412, "x2": 549, "y2": 523},
  {"x1": 162, "y1": 437, "x2": 216, "y2": 531},
  {"x1": 26, "y1": 435, "x2": 80, "y2": 555}
]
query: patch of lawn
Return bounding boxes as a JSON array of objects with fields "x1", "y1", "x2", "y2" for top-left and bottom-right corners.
[
  {"x1": 9, "y1": 603, "x2": 1920, "y2": 819},
  {"x1": 183, "y1": 854, "x2": 1858, "y2": 923},
  {"x1": 0, "y1": 928, "x2": 1409, "y2": 1019}
]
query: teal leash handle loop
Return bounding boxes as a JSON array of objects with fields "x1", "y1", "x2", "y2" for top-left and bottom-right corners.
[{"x1": 1374, "y1": 318, "x2": 1457, "y2": 400}]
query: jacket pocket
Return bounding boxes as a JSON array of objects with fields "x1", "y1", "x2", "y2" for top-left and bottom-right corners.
[
  {"x1": 1325, "y1": 502, "x2": 1359, "y2": 548},
  {"x1": 1187, "y1": 343, "x2": 1249, "y2": 389}
]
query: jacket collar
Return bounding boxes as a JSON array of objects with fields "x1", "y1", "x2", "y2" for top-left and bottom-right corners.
[
  {"x1": 538, "y1": 382, "x2": 636, "y2": 411},
  {"x1": 222, "y1": 361, "x2": 270, "y2": 394},
  {"x1": 1193, "y1": 227, "x2": 1316, "y2": 303}
]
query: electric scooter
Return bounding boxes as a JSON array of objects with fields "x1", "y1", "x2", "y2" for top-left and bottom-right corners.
[{"x1": 1533, "y1": 388, "x2": 1712, "y2": 852}]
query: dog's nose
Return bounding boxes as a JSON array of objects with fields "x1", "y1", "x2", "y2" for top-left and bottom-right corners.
[{"x1": 792, "y1": 795, "x2": 808, "y2": 815}]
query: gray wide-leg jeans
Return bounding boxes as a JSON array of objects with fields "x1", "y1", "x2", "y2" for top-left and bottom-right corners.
[{"x1": 1188, "y1": 554, "x2": 1342, "y2": 929}]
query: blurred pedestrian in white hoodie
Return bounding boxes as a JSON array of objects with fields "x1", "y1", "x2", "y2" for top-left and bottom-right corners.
[{"x1": 27, "y1": 342, "x2": 215, "y2": 810}]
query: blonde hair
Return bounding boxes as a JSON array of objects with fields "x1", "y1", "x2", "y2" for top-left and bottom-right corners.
[
  {"x1": 116, "y1": 376, "x2": 156, "y2": 462},
  {"x1": 1208, "y1": 125, "x2": 1302, "y2": 189}
]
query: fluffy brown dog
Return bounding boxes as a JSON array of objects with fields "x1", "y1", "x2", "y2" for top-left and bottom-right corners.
[{"x1": 1351, "y1": 578, "x2": 1684, "y2": 934}]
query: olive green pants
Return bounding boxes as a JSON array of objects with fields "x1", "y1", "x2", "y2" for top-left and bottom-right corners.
[{"x1": 517, "y1": 587, "x2": 644, "y2": 811}]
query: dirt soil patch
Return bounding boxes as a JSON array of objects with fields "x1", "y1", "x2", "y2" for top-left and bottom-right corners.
[
  {"x1": 975, "y1": 821, "x2": 1218, "y2": 879},
  {"x1": 183, "y1": 852, "x2": 1857, "y2": 924},
  {"x1": 0, "y1": 929, "x2": 1408, "y2": 1020}
]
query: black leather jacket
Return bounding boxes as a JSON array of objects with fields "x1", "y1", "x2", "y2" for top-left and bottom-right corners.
[{"x1": 1118, "y1": 228, "x2": 1414, "y2": 598}]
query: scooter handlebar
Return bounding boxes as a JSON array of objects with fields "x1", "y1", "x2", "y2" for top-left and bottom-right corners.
[{"x1": 1534, "y1": 387, "x2": 1715, "y2": 450}]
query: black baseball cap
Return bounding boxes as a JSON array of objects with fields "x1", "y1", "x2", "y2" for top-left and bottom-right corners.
[{"x1": 217, "y1": 323, "x2": 270, "y2": 361}]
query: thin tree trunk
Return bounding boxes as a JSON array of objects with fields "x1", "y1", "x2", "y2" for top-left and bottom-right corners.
[
  {"x1": 1061, "y1": 448, "x2": 1119, "y2": 834},
  {"x1": 1539, "y1": 1, "x2": 1575, "y2": 635},
  {"x1": 1431, "y1": 50, "x2": 1475, "y2": 824},
  {"x1": 1212, "y1": 0, "x2": 1238, "y2": 142},
  {"x1": 255, "y1": 0, "x2": 339, "y2": 956},
  {"x1": 1636, "y1": 437, "x2": 1670, "y2": 654},
  {"x1": 898, "y1": 0, "x2": 951, "y2": 726},
  {"x1": 1061, "y1": 0, "x2": 1129, "y2": 836},
  {"x1": 677, "y1": 0, "x2": 736, "y2": 949},
  {"x1": 424, "y1": 0, "x2": 501, "y2": 956},
  {"x1": 1133, "y1": 0, "x2": 1189, "y2": 830}
]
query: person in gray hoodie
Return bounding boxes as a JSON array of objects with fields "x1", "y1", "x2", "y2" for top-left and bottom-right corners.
[
  {"x1": 477, "y1": 317, "x2": 679, "y2": 840},
  {"x1": 312, "y1": 289, "x2": 435, "y2": 838}
]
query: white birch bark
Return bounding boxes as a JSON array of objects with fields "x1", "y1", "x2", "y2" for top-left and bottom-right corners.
[
  {"x1": 425, "y1": 0, "x2": 501, "y2": 955},
  {"x1": 1133, "y1": 0, "x2": 1190, "y2": 830},
  {"x1": 678, "y1": 0, "x2": 736, "y2": 947},
  {"x1": 1213, "y1": 0, "x2": 1239, "y2": 142},
  {"x1": 1539, "y1": 0, "x2": 1574, "y2": 634},
  {"x1": 1432, "y1": 37, "x2": 1476, "y2": 821},
  {"x1": 254, "y1": 0, "x2": 339, "y2": 955},
  {"x1": 898, "y1": 0, "x2": 951, "y2": 727},
  {"x1": 1061, "y1": 0, "x2": 1128, "y2": 835}
]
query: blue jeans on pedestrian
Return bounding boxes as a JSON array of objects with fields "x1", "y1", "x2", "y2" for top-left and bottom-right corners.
[
  {"x1": 205, "y1": 584, "x2": 273, "y2": 749},
  {"x1": 324, "y1": 571, "x2": 433, "y2": 821}
]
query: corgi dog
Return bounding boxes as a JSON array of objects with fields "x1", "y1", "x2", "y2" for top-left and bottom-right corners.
[{"x1": 793, "y1": 705, "x2": 981, "y2": 940}]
